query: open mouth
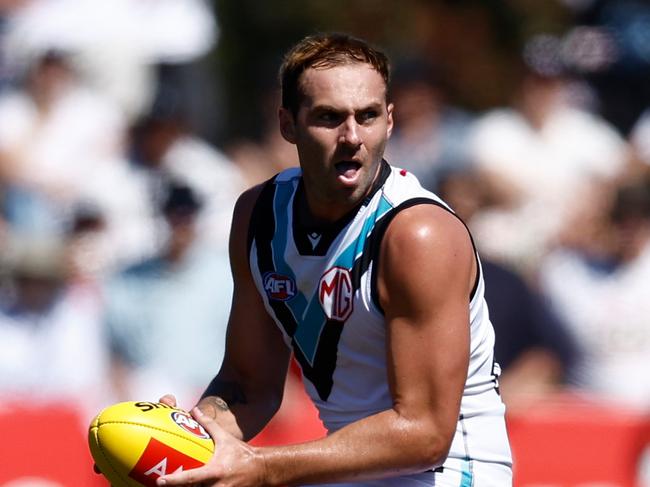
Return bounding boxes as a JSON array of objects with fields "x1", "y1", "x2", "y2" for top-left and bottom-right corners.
[{"x1": 334, "y1": 161, "x2": 362, "y2": 180}]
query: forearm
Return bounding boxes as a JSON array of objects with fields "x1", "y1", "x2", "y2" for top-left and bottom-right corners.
[
  {"x1": 198, "y1": 375, "x2": 283, "y2": 442},
  {"x1": 258, "y1": 408, "x2": 450, "y2": 486}
]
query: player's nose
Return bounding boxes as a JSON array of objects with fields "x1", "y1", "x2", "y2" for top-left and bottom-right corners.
[{"x1": 339, "y1": 117, "x2": 361, "y2": 147}]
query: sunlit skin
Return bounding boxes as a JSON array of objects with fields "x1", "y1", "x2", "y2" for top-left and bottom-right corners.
[
  {"x1": 279, "y1": 63, "x2": 394, "y2": 223},
  {"x1": 153, "y1": 60, "x2": 477, "y2": 487}
]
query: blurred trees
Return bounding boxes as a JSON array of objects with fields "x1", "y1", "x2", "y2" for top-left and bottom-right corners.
[
  {"x1": 209, "y1": 0, "x2": 648, "y2": 145},
  {"x1": 209, "y1": 0, "x2": 574, "y2": 145}
]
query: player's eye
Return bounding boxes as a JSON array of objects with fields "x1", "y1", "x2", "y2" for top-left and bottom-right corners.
[
  {"x1": 357, "y1": 110, "x2": 379, "y2": 124},
  {"x1": 318, "y1": 111, "x2": 340, "y2": 123}
]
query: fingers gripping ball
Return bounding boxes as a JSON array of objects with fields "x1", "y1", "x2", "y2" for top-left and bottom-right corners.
[{"x1": 89, "y1": 401, "x2": 215, "y2": 486}]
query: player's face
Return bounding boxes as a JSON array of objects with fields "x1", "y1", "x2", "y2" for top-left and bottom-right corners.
[{"x1": 280, "y1": 63, "x2": 394, "y2": 222}]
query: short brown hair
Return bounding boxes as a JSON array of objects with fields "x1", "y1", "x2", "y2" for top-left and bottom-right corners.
[{"x1": 279, "y1": 32, "x2": 391, "y2": 115}]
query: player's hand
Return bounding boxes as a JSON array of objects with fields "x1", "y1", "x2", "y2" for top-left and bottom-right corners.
[
  {"x1": 94, "y1": 396, "x2": 179, "y2": 482},
  {"x1": 159, "y1": 393, "x2": 178, "y2": 408},
  {"x1": 155, "y1": 407, "x2": 266, "y2": 486},
  {"x1": 93, "y1": 464, "x2": 117, "y2": 486},
  {"x1": 160, "y1": 393, "x2": 243, "y2": 440}
]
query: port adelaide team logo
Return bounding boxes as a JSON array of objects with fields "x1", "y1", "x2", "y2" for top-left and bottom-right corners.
[
  {"x1": 319, "y1": 266, "x2": 353, "y2": 321},
  {"x1": 263, "y1": 272, "x2": 297, "y2": 301}
]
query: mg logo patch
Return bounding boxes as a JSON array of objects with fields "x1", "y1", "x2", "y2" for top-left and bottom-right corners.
[
  {"x1": 171, "y1": 411, "x2": 210, "y2": 439},
  {"x1": 263, "y1": 272, "x2": 296, "y2": 301},
  {"x1": 319, "y1": 266, "x2": 353, "y2": 321}
]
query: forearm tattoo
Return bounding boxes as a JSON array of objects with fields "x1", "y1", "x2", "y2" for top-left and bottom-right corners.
[
  {"x1": 212, "y1": 396, "x2": 229, "y2": 412},
  {"x1": 201, "y1": 378, "x2": 247, "y2": 408}
]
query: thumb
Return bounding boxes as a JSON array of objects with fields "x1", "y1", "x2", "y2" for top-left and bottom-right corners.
[
  {"x1": 158, "y1": 394, "x2": 178, "y2": 408},
  {"x1": 191, "y1": 406, "x2": 228, "y2": 442}
]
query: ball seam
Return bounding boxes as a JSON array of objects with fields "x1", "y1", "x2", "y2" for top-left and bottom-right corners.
[
  {"x1": 92, "y1": 426, "x2": 134, "y2": 486},
  {"x1": 96, "y1": 420, "x2": 215, "y2": 453}
]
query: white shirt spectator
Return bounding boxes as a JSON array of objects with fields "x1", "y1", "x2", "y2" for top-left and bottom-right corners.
[
  {"x1": 539, "y1": 243, "x2": 650, "y2": 409},
  {"x1": 468, "y1": 104, "x2": 627, "y2": 270}
]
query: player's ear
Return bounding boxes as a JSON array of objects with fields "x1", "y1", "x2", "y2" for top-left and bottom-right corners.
[
  {"x1": 386, "y1": 102, "x2": 394, "y2": 139},
  {"x1": 279, "y1": 107, "x2": 297, "y2": 144}
]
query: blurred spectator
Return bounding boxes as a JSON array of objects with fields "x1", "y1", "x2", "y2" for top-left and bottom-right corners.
[
  {"x1": 0, "y1": 234, "x2": 110, "y2": 417},
  {"x1": 631, "y1": 108, "x2": 650, "y2": 170},
  {"x1": 0, "y1": 50, "x2": 128, "y2": 238},
  {"x1": 102, "y1": 181, "x2": 232, "y2": 405},
  {"x1": 482, "y1": 259, "x2": 579, "y2": 407},
  {"x1": 437, "y1": 169, "x2": 580, "y2": 408},
  {"x1": 385, "y1": 57, "x2": 475, "y2": 192},
  {"x1": 226, "y1": 85, "x2": 299, "y2": 186},
  {"x1": 63, "y1": 201, "x2": 125, "y2": 283},
  {"x1": 539, "y1": 177, "x2": 650, "y2": 409},
  {"x1": 467, "y1": 41, "x2": 628, "y2": 274},
  {"x1": 127, "y1": 85, "x2": 245, "y2": 253},
  {"x1": 1, "y1": 0, "x2": 218, "y2": 126},
  {"x1": 565, "y1": 0, "x2": 650, "y2": 136},
  {"x1": 0, "y1": 11, "x2": 14, "y2": 91}
]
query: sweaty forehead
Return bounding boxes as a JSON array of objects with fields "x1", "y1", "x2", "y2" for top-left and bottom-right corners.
[{"x1": 298, "y1": 63, "x2": 387, "y2": 109}]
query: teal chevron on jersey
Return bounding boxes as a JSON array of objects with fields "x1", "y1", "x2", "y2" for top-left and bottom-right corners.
[
  {"x1": 460, "y1": 460, "x2": 473, "y2": 487},
  {"x1": 269, "y1": 175, "x2": 308, "y2": 317},
  {"x1": 247, "y1": 161, "x2": 512, "y2": 485},
  {"x1": 296, "y1": 191, "x2": 394, "y2": 363},
  {"x1": 332, "y1": 194, "x2": 393, "y2": 269}
]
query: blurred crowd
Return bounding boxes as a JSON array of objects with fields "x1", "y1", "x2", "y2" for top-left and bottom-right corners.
[
  {"x1": 0, "y1": 0, "x2": 244, "y2": 421},
  {"x1": 399, "y1": 56, "x2": 650, "y2": 411},
  {"x1": 0, "y1": 0, "x2": 649, "y2": 440}
]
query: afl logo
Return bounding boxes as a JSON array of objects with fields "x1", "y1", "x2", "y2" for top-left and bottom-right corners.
[
  {"x1": 319, "y1": 266, "x2": 353, "y2": 321},
  {"x1": 263, "y1": 272, "x2": 296, "y2": 301},
  {"x1": 171, "y1": 411, "x2": 210, "y2": 439}
]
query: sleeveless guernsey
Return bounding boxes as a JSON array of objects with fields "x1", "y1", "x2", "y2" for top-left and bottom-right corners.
[{"x1": 248, "y1": 161, "x2": 512, "y2": 486}]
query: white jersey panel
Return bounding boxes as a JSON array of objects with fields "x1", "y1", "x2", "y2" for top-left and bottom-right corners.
[{"x1": 248, "y1": 163, "x2": 512, "y2": 485}]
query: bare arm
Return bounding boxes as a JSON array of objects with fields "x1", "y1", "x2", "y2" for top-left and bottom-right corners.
[
  {"x1": 184, "y1": 184, "x2": 292, "y2": 441},
  {"x1": 260, "y1": 204, "x2": 473, "y2": 484},
  {"x1": 158, "y1": 204, "x2": 474, "y2": 486}
]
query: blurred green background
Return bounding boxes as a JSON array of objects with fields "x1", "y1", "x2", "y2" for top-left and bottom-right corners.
[{"x1": 210, "y1": 0, "x2": 573, "y2": 144}]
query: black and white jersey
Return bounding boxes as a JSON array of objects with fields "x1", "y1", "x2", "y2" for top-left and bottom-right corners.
[{"x1": 248, "y1": 161, "x2": 512, "y2": 485}]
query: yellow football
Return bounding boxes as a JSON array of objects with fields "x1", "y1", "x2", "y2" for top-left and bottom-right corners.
[{"x1": 89, "y1": 401, "x2": 215, "y2": 486}]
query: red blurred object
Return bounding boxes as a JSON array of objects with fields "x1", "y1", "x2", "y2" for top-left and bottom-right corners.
[
  {"x1": 4, "y1": 390, "x2": 647, "y2": 487},
  {"x1": 507, "y1": 392, "x2": 650, "y2": 487},
  {"x1": 251, "y1": 361, "x2": 327, "y2": 447},
  {"x1": 0, "y1": 401, "x2": 107, "y2": 486}
]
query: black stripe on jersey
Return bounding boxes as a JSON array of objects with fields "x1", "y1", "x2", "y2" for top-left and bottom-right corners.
[
  {"x1": 305, "y1": 236, "x2": 383, "y2": 399},
  {"x1": 366, "y1": 198, "x2": 481, "y2": 314},
  {"x1": 343, "y1": 162, "x2": 393, "y2": 289},
  {"x1": 292, "y1": 179, "x2": 359, "y2": 256},
  {"x1": 249, "y1": 177, "x2": 345, "y2": 401},
  {"x1": 249, "y1": 177, "x2": 299, "y2": 337},
  {"x1": 247, "y1": 176, "x2": 278, "y2": 257},
  {"x1": 293, "y1": 320, "x2": 344, "y2": 401},
  {"x1": 292, "y1": 160, "x2": 392, "y2": 256},
  {"x1": 362, "y1": 159, "x2": 392, "y2": 206}
]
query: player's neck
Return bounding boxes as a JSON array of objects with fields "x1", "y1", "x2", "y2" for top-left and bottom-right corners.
[
  {"x1": 297, "y1": 161, "x2": 387, "y2": 228},
  {"x1": 296, "y1": 184, "x2": 350, "y2": 229}
]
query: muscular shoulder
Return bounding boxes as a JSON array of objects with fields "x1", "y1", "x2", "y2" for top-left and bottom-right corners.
[
  {"x1": 233, "y1": 183, "x2": 265, "y2": 225},
  {"x1": 382, "y1": 204, "x2": 473, "y2": 261},
  {"x1": 378, "y1": 204, "x2": 476, "y2": 311}
]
